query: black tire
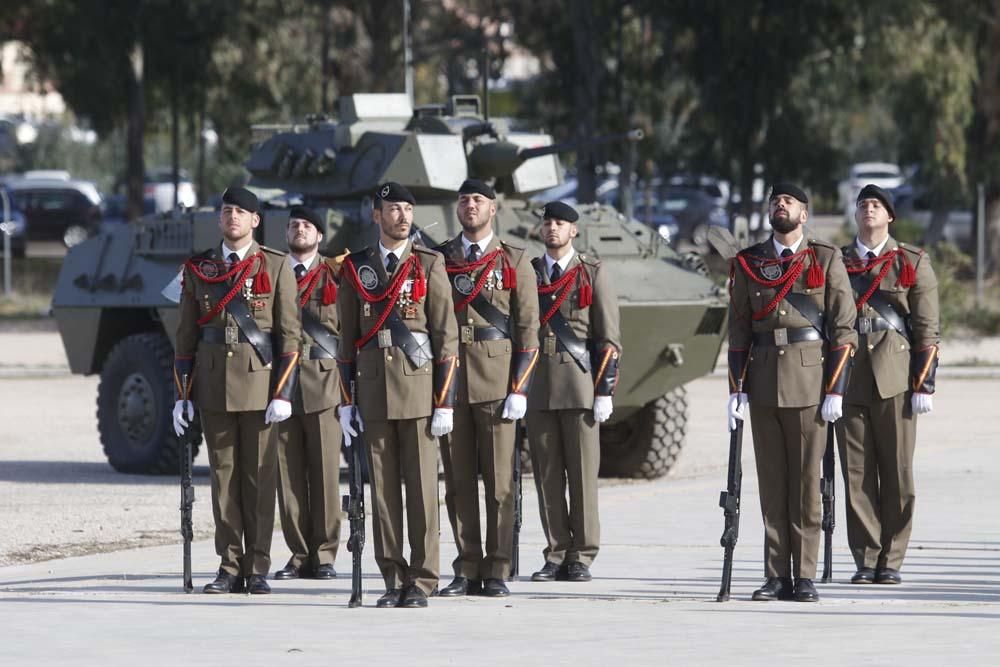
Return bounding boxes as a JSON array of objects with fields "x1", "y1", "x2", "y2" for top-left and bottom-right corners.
[
  {"x1": 97, "y1": 332, "x2": 202, "y2": 474},
  {"x1": 598, "y1": 387, "x2": 687, "y2": 480}
]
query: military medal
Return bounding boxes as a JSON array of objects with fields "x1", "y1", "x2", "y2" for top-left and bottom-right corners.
[
  {"x1": 493, "y1": 268, "x2": 504, "y2": 291},
  {"x1": 402, "y1": 305, "x2": 418, "y2": 319},
  {"x1": 198, "y1": 260, "x2": 220, "y2": 278},
  {"x1": 454, "y1": 273, "x2": 475, "y2": 296},
  {"x1": 358, "y1": 265, "x2": 379, "y2": 290},
  {"x1": 242, "y1": 277, "x2": 254, "y2": 299},
  {"x1": 251, "y1": 299, "x2": 266, "y2": 310},
  {"x1": 760, "y1": 262, "x2": 782, "y2": 281}
]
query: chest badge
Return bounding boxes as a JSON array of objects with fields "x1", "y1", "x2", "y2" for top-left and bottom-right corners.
[
  {"x1": 760, "y1": 263, "x2": 782, "y2": 281},
  {"x1": 358, "y1": 265, "x2": 379, "y2": 290},
  {"x1": 454, "y1": 273, "x2": 475, "y2": 296}
]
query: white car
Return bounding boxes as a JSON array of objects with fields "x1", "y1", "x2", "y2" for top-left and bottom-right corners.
[
  {"x1": 145, "y1": 167, "x2": 197, "y2": 212},
  {"x1": 838, "y1": 162, "x2": 904, "y2": 221}
]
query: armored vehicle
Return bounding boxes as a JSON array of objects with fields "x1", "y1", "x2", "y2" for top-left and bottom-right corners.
[{"x1": 51, "y1": 93, "x2": 727, "y2": 478}]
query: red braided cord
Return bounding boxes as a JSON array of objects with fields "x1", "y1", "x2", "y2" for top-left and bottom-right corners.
[
  {"x1": 736, "y1": 249, "x2": 808, "y2": 287},
  {"x1": 444, "y1": 247, "x2": 503, "y2": 274},
  {"x1": 751, "y1": 261, "x2": 806, "y2": 321},
  {"x1": 452, "y1": 257, "x2": 497, "y2": 311},
  {"x1": 848, "y1": 251, "x2": 896, "y2": 311},
  {"x1": 343, "y1": 255, "x2": 421, "y2": 349},
  {"x1": 297, "y1": 264, "x2": 324, "y2": 308},
  {"x1": 188, "y1": 254, "x2": 264, "y2": 327},
  {"x1": 537, "y1": 264, "x2": 582, "y2": 294}
]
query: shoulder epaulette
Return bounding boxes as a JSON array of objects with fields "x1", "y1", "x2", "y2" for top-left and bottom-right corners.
[
  {"x1": 737, "y1": 240, "x2": 769, "y2": 258},
  {"x1": 259, "y1": 245, "x2": 286, "y2": 256},
  {"x1": 578, "y1": 253, "x2": 601, "y2": 268},
  {"x1": 348, "y1": 247, "x2": 372, "y2": 263},
  {"x1": 193, "y1": 247, "x2": 215, "y2": 260},
  {"x1": 807, "y1": 237, "x2": 837, "y2": 250},
  {"x1": 412, "y1": 244, "x2": 442, "y2": 257},
  {"x1": 898, "y1": 242, "x2": 925, "y2": 257},
  {"x1": 500, "y1": 238, "x2": 526, "y2": 253}
]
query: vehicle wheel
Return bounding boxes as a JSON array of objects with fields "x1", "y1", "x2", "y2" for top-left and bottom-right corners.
[
  {"x1": 63, "y1": 225, "x2": 90, "y2": 248},
  {"x1": 97, "y1": 332, "x2": 201, "y2": 474},
  {"x1": 598, "y1": 387, "x2": 687, "y2": 480}
]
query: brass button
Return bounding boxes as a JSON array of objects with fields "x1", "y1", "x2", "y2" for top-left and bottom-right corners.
[
  {"x1": 755, "y1": 291, "x2": 761, "y2": 297},
  {"x1": 227, "y1": 351, "x2": 234, "y2": 358},
  {"x1": 468, "y1": 317, "x2": 474, "y2": 325},
  {"x1": 900, "y1": 344, "x2": 906, "y2": 350},
  {"x1": 778, "y1": 349, "x2": 785, "y2": 356},
  {"x1": 779, "y1": 309, "x2": 787, "y2": 316},
  {"x1": 357, "y1": 370, "x2": 362, "y2": 377},
  {"x1": 264, "y1": 363, "x2": 271, "y2": 369},
  {"x1": 820, "y1": 356, "x2": 825, "y2": 362},
  {"x1": 386, "y1": 355, "x2": 393, "y2": 362},
  {"x1": 868, "y1": 344, "x2": 874, "y2": 351}
]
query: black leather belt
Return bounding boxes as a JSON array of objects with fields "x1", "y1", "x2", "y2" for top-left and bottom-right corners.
[
  {"x1": 752, "y1": 327, "x2": 822, "y2": 347},
  {"x1": 307, "y1": 345, "x2": 335, "y2": 360},
  {"x1": 200, "y1": 326, "x2": 274, "y2": 356},
  {"x1": 855, "y1": 317, "x2": 895, "y2": 335},
  {"x1": 460, "y1": 325, "x2": 508, "y2": 344}
]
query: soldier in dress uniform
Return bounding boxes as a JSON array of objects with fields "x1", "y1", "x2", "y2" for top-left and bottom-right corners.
[
  {"x1": 434, "y1": 179, "x2": 540, "y2": 598},
  {"x1": 336, "y1": 182, "x2": 459, "y2": 608},
  {"x1": 837, "y1": 184, "x2": 939, "y2": 585},
  {"x1": 273, "y1": 206, "x2": 343, "y2": 582},
  {"x1": 172, "y1": 186, "x2": 301, "y2": 594},
  {"x1": 526, "y1": 201, "x2": 621, "y2": 584},
  {"x1": 727, "y1": 183, "x2": 857, "y2": 603}
]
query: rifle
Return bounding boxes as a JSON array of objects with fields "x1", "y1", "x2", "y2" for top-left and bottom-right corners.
[
  {"x1": 508, "y1": 422, "x2": 524, "y2": 581},
  {"x1": 820, "y1": 424, "x2": 836, "y2": 583},
  {"x1": 179, "y1": 374, "x2": 195, "y2": 594},
  {"x1": 341, "y1": 381, "x2": 366, "y2": 608},
  {"x1": 717, "y1": 418, "x2": 744, "y2": 602}
]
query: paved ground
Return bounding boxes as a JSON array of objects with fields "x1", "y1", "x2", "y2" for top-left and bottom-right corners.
[{"x1": 0, "y1": 332, "x2": 997, "y2": 664}]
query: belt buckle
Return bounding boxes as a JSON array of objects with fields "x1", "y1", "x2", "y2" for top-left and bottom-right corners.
[
  {"x1": 225, "y1": 326, "x2": 239, "y2": 345},
  {"x1": 543, "y1": 336, "x2": 557, "y2": 355},
  {"x1": 773, "y1": 327, "x2": 788, "y2": 346},
  {"x1": 461, "y1": 325, "x2": 474, "y2": 345},
  {"x1": 377, "y1": 329, "x2": 392, "y2": 349},
  {"x1": 858, "y1": 317, "x2": 873, "y2": 334}
]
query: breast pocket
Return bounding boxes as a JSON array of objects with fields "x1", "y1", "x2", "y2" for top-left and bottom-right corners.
[{"x1": 800, "y1": 346, "x2": 823, "y2": 367}]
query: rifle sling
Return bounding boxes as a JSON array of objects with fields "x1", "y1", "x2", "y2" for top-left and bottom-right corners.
[
  {"x1": 205, "y1": 279, "x2": 273, "y2": 366},
  {"x1": 301, "y1": 308, "x2": 340, "y2": 359},
  {"x1": 783, "y1": 292, "x2": 826, "y2": 340},
  {"x1": 470, "y1": 291, "x2": 511, "y2": 337},
  {"x1": 850, "y1": 273, "x2": 910, "y2": 341}
]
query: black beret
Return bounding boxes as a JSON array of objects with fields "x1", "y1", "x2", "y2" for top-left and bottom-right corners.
[
  {"x1": 375, "y1": 181, "x2": 416, "y2": 206},
  {"x1": 221, "y1": 186, "x2": 259, "y2": 213},
  {"x1": 458, "y1": 178, "x2": 496, "y2": 200},
  {"x1": 856, "y1": 183, "x2": 896, "y2": 219},
  {"x1": 288, "y1": 205, "x2": 323, "y2": 230},
  {"x1": 768, "y1": 182, "x2": 809, "y2": 204},
  {"x1": 542, "y1": 200, "x2": 579, "y2": 223}
]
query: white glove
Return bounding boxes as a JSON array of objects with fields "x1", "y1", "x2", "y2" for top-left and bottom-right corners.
[
  {"x1": 339, "y1": 405, "x2": 363, "y2": 447},
  {"x1": 173, "y1": 400, "x2": 194, "y2": 437},
  {"x1": 593, "y1": 396, "x2": 614, "y2": 423},
  {"x1": 265, "y1": 399, "x2": 292, "y2": 424},
  {"x1": 502, "y1": 393, "x2": 527, "y2": 420},
  {"x1": 821, "y1": 395, "x2": 843, "y2": 423},
  {"x1": 430, "y1": 408, "x2": 454, "y2": 437},
  {"x1": 727, "y1": 393, "x2": 748, "y2": 432},
  {"x1": 911, "y1": 392, "x2": 933, "y2": 415}
]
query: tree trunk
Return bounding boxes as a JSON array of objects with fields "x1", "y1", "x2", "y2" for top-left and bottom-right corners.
[
  {"x1": 571, "y1": 1, "x2": 601, "y2": 203},
  {"x1": 924, "y1": 200, "x2": 951, "y2": 246},
  {"x1": 125, "y1": 39, "x2": 145, "y2": 222}
]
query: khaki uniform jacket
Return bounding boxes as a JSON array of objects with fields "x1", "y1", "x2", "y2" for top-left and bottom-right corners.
[
  {"x1": 294, "y1": 257, "x2": 341, "y2": 415},
  {"x1": 841, "y1": 237, "x2": 940, "y2": 402},
  {"x1": 176, "y1": 241, "x2": 300, "y2": 412},
  {"x1": 528, "y1": 252, "x2": 622, "y2": 411},
  {"x1": 337, "y1": 242, "x2": 459, "y2": 421},
  {"x1": 729, "y1": 237, "x2": 857, "y2": 408},
  {"x1": 439, "y1": 234, "x2": 540, "y2": 404}
]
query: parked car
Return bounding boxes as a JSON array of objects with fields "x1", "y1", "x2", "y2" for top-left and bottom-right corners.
[
  {"x1": 145, "y1": 167, "x2": 197, "y2": 212},
  {"x1": 633, "y1": 185, "x2": 730, "y2": 250},
  {"x1": 838, "y1": 162, "x2": 904, "y2": 220},
  {"x1": 4, "y1": 175, "x2": 103, "y2": 247}
]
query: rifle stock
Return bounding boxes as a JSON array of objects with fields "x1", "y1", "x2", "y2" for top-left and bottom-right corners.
[
  {"x1": 821, "y1": 424, "x2": 836, "y2": 583},
  {"x1": 179, "y1": 374, "x2": 195, "y2": 594},
  {"x1": 717, "y1": 419, "x2": 744, "y2": 602},
  {"x1": 342, "y1": 383, "x2": 366, "y2": 608}
]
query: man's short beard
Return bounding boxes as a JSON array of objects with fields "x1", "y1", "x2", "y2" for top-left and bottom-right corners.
[
  {"x1": 460, "y1": 210, "x2": 491, "y2": 234},
  {"x1": 288, "y1": 237, "x2": 318, "y2": 254},
  {"x1": 544, "y1": 238, "x2": 568, "y2": 250},
  {"x1": 382, "y1": 224, "x2": 410, "y2": 241},
  {"x1": 770, "y1": 216, "x2": 799, "y2": 234}
]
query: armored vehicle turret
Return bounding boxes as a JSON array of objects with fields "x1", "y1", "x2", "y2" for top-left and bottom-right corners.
[{"x1": 51, "y1": 93, "x2": 726, "y2": 478}]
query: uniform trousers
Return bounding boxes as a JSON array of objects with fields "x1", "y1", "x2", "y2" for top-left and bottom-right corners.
[
  {"x1": 749, "y1": 403, "x2": 825, "y2": 579},
  {"x1": 835, "y1": 391, "x2": 917, "y2": 571},
  {"x1": 527, "y1": 408, "x2": 601, "y2": 566},
  {"x1": 439, "y1": 399, "x2": 516, "y2": 580},
  {"x1": 200, "y1": 409, "x2": 278, "y2": 577},
  {"x1": 364, "y1": 417, "x2": 440, "y2": 595},
  {"x1": 276, "y1": 407, "x2": 343, "y2": 570}
]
